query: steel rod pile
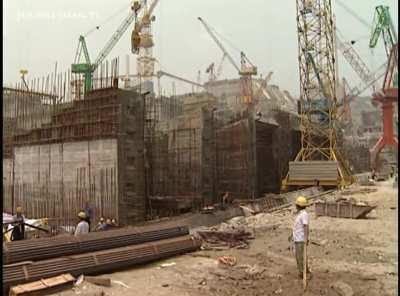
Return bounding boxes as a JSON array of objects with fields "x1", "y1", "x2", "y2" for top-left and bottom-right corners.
[
  {"x1": 4, "y1": 225, "x2": 189, "y2": 264},
  {"x1": 4, "y1": 235, "x2": 201, "y2": 290}
]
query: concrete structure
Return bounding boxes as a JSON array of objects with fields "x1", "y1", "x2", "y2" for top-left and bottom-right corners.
[{"x1": 3, "y1": 87, "x2": 145, "y2": 227}]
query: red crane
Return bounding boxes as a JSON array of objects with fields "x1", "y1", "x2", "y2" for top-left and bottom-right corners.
[{"x1": 370, "y1": 43, "x2": 398, "y2": 170}]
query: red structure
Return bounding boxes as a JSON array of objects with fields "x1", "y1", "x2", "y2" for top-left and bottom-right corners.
[{"x1": 370, "y1": 44, "x2": 398, "y2": 169}]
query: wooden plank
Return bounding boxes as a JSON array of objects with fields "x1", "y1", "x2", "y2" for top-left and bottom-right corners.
[{"x1": 9, "y1": 273, "x2": 75, "y2": 296}]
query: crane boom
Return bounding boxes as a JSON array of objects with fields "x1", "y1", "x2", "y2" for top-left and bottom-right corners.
[
  {"x1": 369, "y1": 6, "x2": 397, "y2": 56},
  {"x1": 335, "y1": 0, "x2": 372, "y2": 29},
  {"x1": 346, "y1": 60, "x2": 388, "y2": 103},
  {"x1": 72, "y1": 2, "x2": 144, "y2": 93},
  {"x1": 156, "y1": 70, "x2": 204, "y2": 88},
  {"x1": 198, "y1": 17, "x2": 240, "y2": 73},
  {"x1": 336, "y1": 34, "x2": 372, "y2": 85},
  {"x1": 93, "y1": 10, "x2": 137, "y2": 67}
]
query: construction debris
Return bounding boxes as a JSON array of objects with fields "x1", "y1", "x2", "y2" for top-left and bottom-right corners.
[
  {"x1": 330, "y1": 281, "x2": 354, "y2": 296},
  {"x1": 84, "y1": 276, "x2": 112, "y2": 287},
  {"x1": 218, "y1": 255, "x2": 237, "y2": 267},
  {"x1": 197, "y1": 228, "x2": 253, "y2": 249},
  {"x1": 9, "y1": 273, "x2": 75, "y2": 296}
]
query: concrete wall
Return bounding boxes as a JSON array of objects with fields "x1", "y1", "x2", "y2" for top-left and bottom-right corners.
[{"x1": 4, "y1": 139, "x2": 118, "y2": 224}]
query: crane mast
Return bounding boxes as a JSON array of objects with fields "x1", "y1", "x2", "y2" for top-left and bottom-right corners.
[
  {"x1": 282, "y1": 0, "x2": 354, "y2": 190},
  {"x1": 132, "y1": 0, "x2": 160, "y2": 82}
]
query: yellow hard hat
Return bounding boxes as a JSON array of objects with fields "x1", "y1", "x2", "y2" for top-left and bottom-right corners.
[
  {"x1": 100, "y1": 217, "x2": 104, "y2": 222},
  {"x1": 16, "y1": 207, "x2": 22, "y2": 213},
  {"x1": 78, "y1": 211, "x2": 86, "y2": 219},
  {"x1": 295, "y1": 196, "x2": 309, "y2": 207}
]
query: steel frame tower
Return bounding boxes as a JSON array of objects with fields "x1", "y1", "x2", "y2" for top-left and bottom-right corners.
[{"x1": 282, "y1": 0, "x2": 354, "y2": 189}]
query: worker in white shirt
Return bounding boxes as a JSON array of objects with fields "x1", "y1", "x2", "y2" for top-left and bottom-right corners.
[
  {"x1": 74, "y1": 212, "x2": 89, "y2": 236},
  {"x1": 292, "y1": 196, "x2": 312, "y2": 279}
]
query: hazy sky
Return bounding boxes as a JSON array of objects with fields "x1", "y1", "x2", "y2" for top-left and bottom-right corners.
[{"x1": 3, "y1": 0, "x2": 398, "y2": 96}]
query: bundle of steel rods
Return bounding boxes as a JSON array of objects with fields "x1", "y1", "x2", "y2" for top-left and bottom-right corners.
[
  {"x1": 4, "y1": 224, "x2": 189, "y2": 264},
  {"x1": 4, "y1": 235, "x2": 201, "y2": 290}
]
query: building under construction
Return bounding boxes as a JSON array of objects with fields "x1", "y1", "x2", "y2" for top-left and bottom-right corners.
[
  {"x1": 3, "y1": 0, "x2": 396, "y2": 228},
  {"x1": 2, "y1": 58, "x2": 306, "y2": 227}
]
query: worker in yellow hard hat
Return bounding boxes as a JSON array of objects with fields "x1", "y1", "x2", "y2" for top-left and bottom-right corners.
[
  {"x1": 74, "y1": 211, "x2": 89, "y2": 236},
  {"x1": 95, "y1": 217, "x2": 106, "y2": 231},
  {"x1": 292, "y1": 196, "x2": 312, "y2": 280}
]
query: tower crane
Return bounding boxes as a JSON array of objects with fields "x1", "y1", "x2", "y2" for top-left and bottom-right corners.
[
  {"x1": 336, "y1": 33, "x2": 374, "y2": 88},
  {"x1": 19, "y1": 69, "x2": 29, "y2": 91},
  {"x1": 205, "y1": 63, "x2": 216, "y2": 81},
  {"x1": 198, "y1": 17, "x2": 240, "y2": 74},
  {"x1": 368, "y1": 6, "x2": 398, "y2": 171},
  {"x1": 72, "y1": 1, "x2": 143, "y2": 94},
  {"x1": 369, "y1": 5, "x2": 398, "y2": 58},
  {"x1": 198, "y1": 17, "x2": 259, "y2": 105},
  {"x1": 282, "y1": 0, "x2": 354, "y2": 190},
  {"x1": 132, "y1": 0, "x2": 161, "y2": 81}
]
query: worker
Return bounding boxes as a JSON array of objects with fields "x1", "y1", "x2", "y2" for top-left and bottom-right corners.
[
  {"x1": 83, "y1": 201, "x2": 93, "y2": 232},
  {"x1": 74, "y1": 212, "x2": 89, "y2": 236},
  {"x1": 11, "y1": 207, "x2": 26, "y2": 241},
  {"x1": 105, "y1": 218, "x2": 113, "y2": 230},
  {"x1": 292, "y1": 196, "x2": 312, "y2": 279},
  {"x1": 95, "y1": 217, "x2": 106, "y2": 231},
  {"x1": 111, "y1": 218, "x2": 118, "y2": 227},
  {"x1": 371, "y1": 169, "x2": 376, "y2": 180},
  {"x1": 390, "y1": 166, "x2": 395, "y2": 178}
]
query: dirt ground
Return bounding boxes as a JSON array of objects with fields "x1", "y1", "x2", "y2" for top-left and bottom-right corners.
[{"x1": 56, "y1": 180, "x2": 398, "y2": 296}]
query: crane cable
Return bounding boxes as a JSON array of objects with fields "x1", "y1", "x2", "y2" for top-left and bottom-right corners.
[
  {"x1": 205, "y1": 22, "x2": 242, "y2": 54},
  {"x1": 335, "y1": 0, "x2": 372, "y2": 30}
]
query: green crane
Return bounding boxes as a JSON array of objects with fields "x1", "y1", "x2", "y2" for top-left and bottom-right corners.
[
  {"x1": 71, "y1": 1, "x2": 142, "y2": 93},
  {"x1": 369, "y1": 5, "x2": 398, "y2": 87},
  {"x1": 369, "y1": 5, "x2": 397, "y2": 55}
]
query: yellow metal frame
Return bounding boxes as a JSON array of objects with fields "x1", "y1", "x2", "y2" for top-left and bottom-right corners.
[{"x1": 283, "y1": 0, "x2": 355, "y2": 190}]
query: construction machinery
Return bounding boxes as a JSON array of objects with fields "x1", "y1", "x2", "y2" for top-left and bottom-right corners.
[
  {"x1": 198, "y1": 17, "x2": 258, "y2": 105},
  {"x1": 368, "y1": 6, "x2": 398, "y2": 172},
  {"x1": 369, "y1": 5, "x2": 398, "y2": 58},
  {"x1": 156, "y1": 70, "x2": 204, "y2": 94},
  {"x1": 282, "y1": 0, "x2": 354, "y2": 190},
  {"x1": 370, "y1": 44, "x2": 398, "y2": 171},
  {"x1": 72, "y1": 1, "x2": 143, "y2": 94},
  {"x1": 239, "y1": 52, "x2": 257, "y2": 104},
  {"x1": 198, "y1": 17, "x2": 241, "y2": 75},
  {"x1": 19, "y1": 69, "x2": 29, "y2": 91},
  {"x1": 132, "y1": 0, "x2": 160, "y2": 82}
]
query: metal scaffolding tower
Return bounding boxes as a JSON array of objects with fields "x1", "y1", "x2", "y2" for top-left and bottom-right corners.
[{"x1": 282, "y1": 0, "x2": 354, "y2": 189}]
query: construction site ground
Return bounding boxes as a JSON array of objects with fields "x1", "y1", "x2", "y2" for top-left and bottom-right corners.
[{"x1": 56, "y1": 180, "x2": 397, "y2": 296}]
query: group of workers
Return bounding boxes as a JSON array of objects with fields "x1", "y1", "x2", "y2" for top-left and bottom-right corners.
[
  {"x1": 7, "y1": 196, "x2": 312, "y2": 280},
  {"x1": 74, "y1": 210, "x2": 118, "y2": 236}
]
